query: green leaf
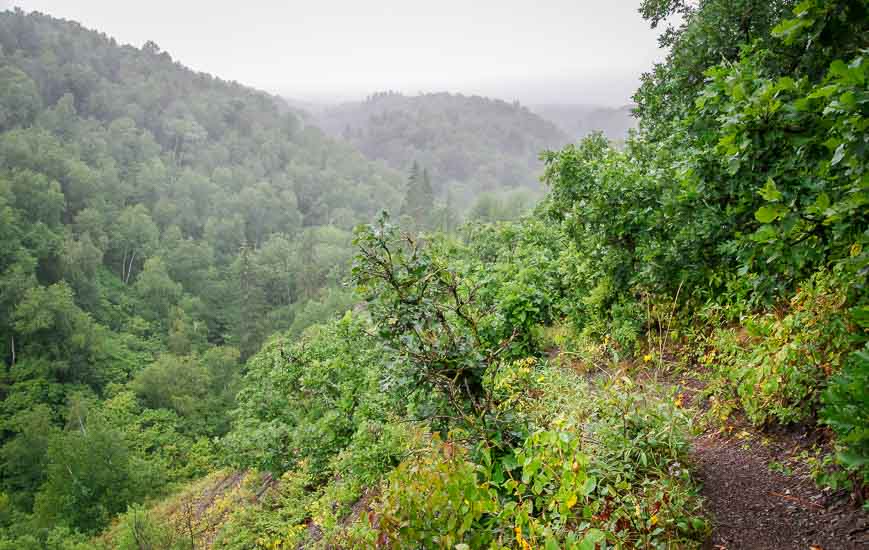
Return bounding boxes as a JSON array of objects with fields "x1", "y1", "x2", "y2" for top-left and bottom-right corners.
[
  {"x1": 829, "y1": 59, "x2": 850, "y2": 79},
  {"x1": 771, "y1": 17, "x2": 812, "y2": 44},
  {"x1": 813, "y1": 192, "x2": 831, "y2": 213},
  {"x1": 808, "y1": 84, "x2": 839, "y2": 99},
  {"x1": 777, "y1": 76, "x2": 796, "y2": 91},
  {"x1": 823, "y1": 137, "x2": 842, "y2": 151},
  {"x1": 838, "y1": 450, "x2": 869, "y2": 469},
  {"x1": 727, "y1": 157, "x2": 742, "y2": 175},
  {"x1": 759, "y1": 178, "x2": 782, "y2": 201},
  {"x1": 502, "y1": 454, "x2": 519, "y2": 471},
  {"x1": 794, "y1": 97, "x2": 811, "y2": 111},
  {"x1": 831, "y1": 144, "x2": 846, "y2": 166},
  {"x1": 751, "y1": 225, "x2": 777, "y2": 243},
  {"x1": 579, "y1": 529, "x2": 606, "y2": 550},
  {"x1": 849, "y1": 305, "x2": 869, "y2": 329},
  {"x1": 582, "y1": 476, "x2": 596, "y2": 496},
  {"x1": 755, "y1": 206, "x2": 782, "y2": 223}
]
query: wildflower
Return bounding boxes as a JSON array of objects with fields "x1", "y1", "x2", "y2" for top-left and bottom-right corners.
[
  {"x1": 514, "y1": 526, "x2": 533, "y2": 550},
  {"x1": 651, "y1": 514, "x2": 658, "y2": 526},
  {"x1": 643, "y1": 353, "x2": 653, "y2": 363}
]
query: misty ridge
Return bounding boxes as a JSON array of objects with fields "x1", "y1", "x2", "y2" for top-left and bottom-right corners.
[
  {"x1": 285, "y1": 93, "x2": 637, "y2": 145},
  {"x1": 280, "y1": 91, "x2": 635, "y2": 221}
]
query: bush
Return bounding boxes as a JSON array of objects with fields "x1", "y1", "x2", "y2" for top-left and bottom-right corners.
[
  {"x1": 111, "y1": 505, "x2": 178, "y2": 550},
  {"x1": 704, "y1": 270, "x2": 855, "y2": 425},
  {"x1": 351, "y1": 365, "x2": 707, "y2": 549},
  {"x1": 222, "y1": 313, "x2": 399, "y2": 478},
  {"x1": 821, "y1": 344, "x2": 869, "y2": 488},
  {"x1": 34, "y1": 409, "x2": 164, "y2": 534}
]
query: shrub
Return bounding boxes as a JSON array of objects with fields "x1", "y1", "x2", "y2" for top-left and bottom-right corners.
[
  {"x1": 222, "y1": 313, "x2": 398, "y2": 478},
  {"x1": 821, "y1": 344, "x2": 869, "y2": 490},
  {"x1": 353, "y1": 366, "x2": 707, "y2": 549},
  {"x1": 705, "y1": 270, "x2": 855, "y2": 425}
]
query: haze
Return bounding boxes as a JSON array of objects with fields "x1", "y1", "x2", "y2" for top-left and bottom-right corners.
[{"x1": 7, "y1": 0, "x2": 666, "y2": 105}]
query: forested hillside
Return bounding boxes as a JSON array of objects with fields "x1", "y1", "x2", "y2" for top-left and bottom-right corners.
[
  {"x1": 2, "y1": 0, "x2": 868, "y2": 548},
  {"x1": 0, "y1": 8, "x2": 410, "y2": 544},
  {"x1": 313, "y1": 91, "x2": 569, "y2": 206}
]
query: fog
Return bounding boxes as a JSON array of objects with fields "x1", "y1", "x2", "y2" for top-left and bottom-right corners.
[{"x1": 7, "y1": 0, "x2": 666, "y2": 105}]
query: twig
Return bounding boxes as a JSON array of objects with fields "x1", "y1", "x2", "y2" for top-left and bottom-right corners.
[
  {"x1": 768, "y1": 491, "x2": 824, "y2": 510},
  {"x1": 660, "y1": 279, "x2": 684, "y2": 367}
]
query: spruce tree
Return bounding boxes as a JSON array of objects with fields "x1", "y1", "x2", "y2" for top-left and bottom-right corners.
[{"x1": 400, "y1": 161, "x2": 435, "y2": 229}]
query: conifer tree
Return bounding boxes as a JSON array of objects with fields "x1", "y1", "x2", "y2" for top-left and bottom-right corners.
[{"x1": 400, "y1": 162, "x2": 435, "y2": 229}]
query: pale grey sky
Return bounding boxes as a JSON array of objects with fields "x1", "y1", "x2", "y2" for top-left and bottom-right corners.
[{"x1": 6, "y1": 0, "x2": 666, "y2": 105}]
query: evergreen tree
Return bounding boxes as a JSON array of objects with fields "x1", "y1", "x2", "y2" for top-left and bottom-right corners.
[{"x1": 400, "y1": 162, "x2": 435, "y2": 229}]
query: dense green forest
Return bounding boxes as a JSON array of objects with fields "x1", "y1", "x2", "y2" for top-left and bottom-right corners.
[
  {"x1": 0, "y1": 7, "x2": 412, "y2": 543},
  {"x1": 314, "y1": 91, "x2": 568, "y2": 212},
  {"x1": 1, "y1": 0, "x2": 868, "y2": 548}
]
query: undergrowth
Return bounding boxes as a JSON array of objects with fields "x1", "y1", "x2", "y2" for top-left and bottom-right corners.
[{"x1": 342, "y1": 361, "x2": 708, "y2": 549}]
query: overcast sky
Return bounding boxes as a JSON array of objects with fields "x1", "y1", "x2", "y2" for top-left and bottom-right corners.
[{"x1": 6, "y1": 0, "x2": 667, "y2": 105}]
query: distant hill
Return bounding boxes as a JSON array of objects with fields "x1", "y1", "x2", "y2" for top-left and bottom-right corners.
[
  {"x1": 530, "y1": 104, "x2": 637, "y2": 142},
  {"x1": 311, "y1": 91, "x2": 570, "y2": 202}
]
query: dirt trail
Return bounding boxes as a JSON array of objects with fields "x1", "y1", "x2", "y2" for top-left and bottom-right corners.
[
  {"x1": 551, "y1": 349, "x2": 869, "y2": 548},
  {"x1": 665, "y1": 375, "x2": 869, "y2": 550},
  {"x1": 692, "y1": 428, "x2": 868, "y2": 549}
]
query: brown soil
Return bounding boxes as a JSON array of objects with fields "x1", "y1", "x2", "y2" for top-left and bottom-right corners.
[
  {"x1": 691, "y1": 423, "x2": 868, "y2": 549},
  {"x1": 634, "y1": 367, "x2": 869, "y2": 549}
]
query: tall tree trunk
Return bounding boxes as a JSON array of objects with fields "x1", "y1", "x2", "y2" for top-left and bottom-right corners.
[{"x1": 125, "y1": 250, "x2": 137, "y2": 284}]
